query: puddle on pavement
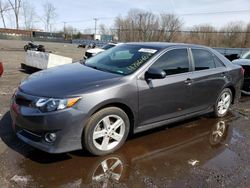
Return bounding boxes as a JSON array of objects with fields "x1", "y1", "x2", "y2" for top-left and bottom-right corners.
[{"x1": 0, "y1": 110, "x2": 246, "y2": 187}]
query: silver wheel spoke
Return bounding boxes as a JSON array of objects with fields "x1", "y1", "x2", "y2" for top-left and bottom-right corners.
[
  {"x1": 101, "y1": 160, "x2": 109, "y2": 172},
  {"x1": 224, "y1": 95, "x2": 230, "y2": 103},
  {"x1": 102, "y1": 117, "x2": 111, "y2": 130},
  {"x1": 110, "y1": 172, "x2": 121, "y2": 180},
  {"x1": 213, "y1": 130, "x2": 223, "y2": 137},
  {"x1": 93, "y1": 130, "x2": 106, "y2": 139},
  {"x1": 101, "y1": 136, "x2": 110, "y2": 150},
  {"x1": 222, "y1": 93, "x2": 226, "y2": 100},
  {"x1": 93, "y1": 174, "x2": 105, "y2": 181},
  {"x1": 218, "y1": 101, "x2": 224, "y2": 107},
  {"x1": 110, "y1": 119, "x2": 123, "y2": 131},
  {"x1": 110, "y1": 160, "x2": 121, "y2": 171},
  {"x1": 110, "y1": 132, "x2": 123, "y2": 141}
]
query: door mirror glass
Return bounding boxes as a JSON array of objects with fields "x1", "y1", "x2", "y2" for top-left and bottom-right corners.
[{"x1": 145, "y1": 68, "x2": 166, "y2": 79}]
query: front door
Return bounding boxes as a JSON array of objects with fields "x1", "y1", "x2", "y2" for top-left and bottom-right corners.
[{"x1": 137, "y1": 48, "x2": 193, "y2": 126}]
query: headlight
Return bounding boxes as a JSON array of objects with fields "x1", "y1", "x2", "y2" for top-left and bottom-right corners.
[{"x1": 35, "y1": 97, "x2": 81, "y2": 112}]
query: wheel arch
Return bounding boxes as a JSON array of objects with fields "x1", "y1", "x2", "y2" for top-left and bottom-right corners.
[{"x1": 224, "y1": 85, "x2": 236, "y2": 104}]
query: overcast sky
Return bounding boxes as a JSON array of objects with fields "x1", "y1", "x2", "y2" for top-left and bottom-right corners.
[{"x1": 4, "y1": 0, "x2": 250, "y2": 31}]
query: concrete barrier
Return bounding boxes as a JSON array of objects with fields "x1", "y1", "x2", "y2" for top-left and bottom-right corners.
[{"x1": 25, "y1": 51, "x2": 73, "y2": 70}]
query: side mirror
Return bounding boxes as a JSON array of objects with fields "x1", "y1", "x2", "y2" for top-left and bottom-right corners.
[{"x1": 145, "y1": 68, "x2": 166, "y2": 79}]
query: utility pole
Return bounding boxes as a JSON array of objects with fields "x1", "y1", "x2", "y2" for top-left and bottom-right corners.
[
  {"x1": 63, "y1": 21, "x2": 67, "y2": 40},
  {"x1": 94, "y1": 18, "x2": 98, "y2": 35},
  {"x1": 63, "y1": 22, "x2": 66, "y2": 31},
  {"x1": 139, "y1": 14, "x2": 142, "y2": 42}
]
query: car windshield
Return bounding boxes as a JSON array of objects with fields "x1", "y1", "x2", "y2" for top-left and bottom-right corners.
[
  {"x1": 101, "y1": 44, "x2": 116, "y2": 50},
  {"x1": 85, "y1": 44, "x2": 159, "y2": 75}
]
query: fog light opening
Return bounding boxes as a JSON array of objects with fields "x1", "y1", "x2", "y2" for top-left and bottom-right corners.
[{"x1": 45, "y1": 133, "x2": 57, "y2": 143}]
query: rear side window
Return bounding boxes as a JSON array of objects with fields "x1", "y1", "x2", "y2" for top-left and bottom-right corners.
[
  {"x1": 151, "y1": 49, "x2": 189, "y2": 76},
  {"x1": 214, "y1": 56, "x2": 225, "y2": 68},
  {"x1": 192, "y1": 49, "x2": 216, "y2": 71}
]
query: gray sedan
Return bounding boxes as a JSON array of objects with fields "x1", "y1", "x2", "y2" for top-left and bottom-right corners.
[{"x1": 10, "y1": 43, "x2": 243, "y2": 155}]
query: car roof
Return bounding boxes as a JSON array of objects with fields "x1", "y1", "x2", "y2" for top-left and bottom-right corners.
[{"x1": 126, "y1": 42, "x2": 210, "y2": 50}]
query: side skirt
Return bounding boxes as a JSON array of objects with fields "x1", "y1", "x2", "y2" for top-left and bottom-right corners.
[{"x1": 134, "y1": 107, "x2": 214, "y2": 134}]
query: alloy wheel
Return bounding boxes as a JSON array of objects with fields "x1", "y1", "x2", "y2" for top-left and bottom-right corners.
[
  {"x1": 93, "y1": 115, "x2": 126, "y2": 151},
  {"x1": 217, "y1": 91, "x2": 231, "y2": 116}
]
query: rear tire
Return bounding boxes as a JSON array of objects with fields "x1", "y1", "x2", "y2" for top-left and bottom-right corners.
[
  {"x1": 213, "y1": 88, "x2": 232, "y2": 117},
  {"x1": 83, "y1": 107, "x2": 130, "y2": 156}
]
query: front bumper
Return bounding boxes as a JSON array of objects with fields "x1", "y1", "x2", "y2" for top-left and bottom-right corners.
[{"x1": 10, "y1": 90, "x2": 88, "y2": 153}]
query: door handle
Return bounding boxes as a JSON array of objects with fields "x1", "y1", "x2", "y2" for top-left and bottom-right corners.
[
  {"x1": 221, "y1": 72, "x2": 227, "y2": 78},
  {"x1": 184, "y1": 78, "x2": 192, "y2": 86}
]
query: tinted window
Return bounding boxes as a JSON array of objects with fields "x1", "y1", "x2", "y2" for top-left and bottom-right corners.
[
  {"x1": 151, "y1": 49, "x2": 189, "y2": 75},
  {"x1": 101, "y1": 44, "x2": 115, "y2": 50},
  {"x1": 214, "y1": 56, "x2": 225, "y2": 68},
  {"x1": 192, "y1": 49, "x2": 215, "y2": 71}
]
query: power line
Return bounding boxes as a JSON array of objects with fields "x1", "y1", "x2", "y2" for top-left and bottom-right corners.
[
  {"x1": 177, "y1": 9, "x2": 250, "y2": 16},
  {"x1": 48, "y1": 10, "x2": 250, "y2": 26},
  {"x1": 61, "y1": 27, "x2": 250, "y2": 34}
]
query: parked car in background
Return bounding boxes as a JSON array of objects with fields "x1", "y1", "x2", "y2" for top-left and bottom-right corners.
[
  {"x1": 0, "y1": 62, "x2": 3, "y2": 76},
  {"x1": 84, "y1": 43, "x2": 122, "y2": 59},
  {"x1": 11, "y1": 43, "x2": 243, "y2": 156},
  {"x1": 233, "y1": 50, "x2": 250, "y2": 94}
]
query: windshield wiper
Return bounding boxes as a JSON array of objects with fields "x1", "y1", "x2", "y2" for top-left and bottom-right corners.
[{"x1": 85, "y1": 64, "x2": 123, "y2": 75}]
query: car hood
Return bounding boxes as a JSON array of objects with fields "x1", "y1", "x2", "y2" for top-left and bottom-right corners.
[
  {"x1": 232, "y1": 59, "x2": 250, "y2": 66},
  {"x1": 20, "y1": 63, "x2": 122, "y2": 98}
]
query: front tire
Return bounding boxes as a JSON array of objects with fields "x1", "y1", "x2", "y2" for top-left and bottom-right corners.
[
  {"x1": 83, "y1": 107, "x2": 130, "y2": 156},
  {"x1": 24, "y1": 45, "x2": 29, "y2": 51},
  {"x1": 214, "y1": 88, "x2": 232, "y2": 117}
]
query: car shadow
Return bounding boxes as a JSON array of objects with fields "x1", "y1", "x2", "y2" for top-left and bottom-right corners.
[
  {"x1": 0, "y1": 111, "x2": 72, "y2": 164},
  {"x1": 19, "y1": 67, "x2": 39, "y2": 75}
]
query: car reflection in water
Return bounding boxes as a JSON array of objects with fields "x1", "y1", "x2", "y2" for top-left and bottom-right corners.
[{"x1": 1, "y1": 115, "x2": 237, "y2": 187}]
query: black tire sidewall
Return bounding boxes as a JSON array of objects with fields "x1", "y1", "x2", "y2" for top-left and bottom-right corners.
[
  {"x1": 83, "y1": 107, "x2": 130, "y2": 156},
  {"x1": 214, "y1": 88, "x2": 232, "y2": 117}
]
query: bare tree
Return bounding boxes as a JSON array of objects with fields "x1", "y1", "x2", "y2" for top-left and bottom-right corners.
[
  {"x1": 99, "y1": 24, "x2": 108, "y2": 35},
  {"x1": 244, "y1": 23, "x2": 250, "y2": 48},
  {"x1": 43, "y1": 2, "x2": 57, "y2": 32},
  {"x1": 7, "y1": 0, "x2": 21, "y2": 29},
  {"x1": 0, "y1": 0, "x2": 10, "y2": 28},
  {"x1": 159, "y1": 14, "x2": 183, "y2": 42},
  {"x1": 22, "y1": 0, "x2": 36, "y2": 29},
  {"x1": 187, "y1": 24, "x2": 217, "y2": 46},
  {"x1": 63, "y1": 25, "x2": 78, "y2": 39},
  {"x1": 114, "y1": 9, "x2": 183, "y2": 42},
  {"x1": 114, "y1": 9, "x2": 160, "y2": 42},
  {"x1": 221, "y1": 21, "x2": 245, "y2": 48}
]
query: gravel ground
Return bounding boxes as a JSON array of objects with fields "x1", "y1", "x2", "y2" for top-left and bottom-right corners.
[{"x1": 1, "y1": 39, "x2": 250, "y2": 187}]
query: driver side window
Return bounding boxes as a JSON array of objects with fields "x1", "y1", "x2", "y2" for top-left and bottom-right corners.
[{"x1": 150, "y1": 48, "x2": 190, "y2": 76}]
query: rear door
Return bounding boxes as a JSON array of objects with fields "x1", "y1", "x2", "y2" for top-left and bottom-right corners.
[{"x1": 189, "y1": 48, "x2": 228, "y2": 111}]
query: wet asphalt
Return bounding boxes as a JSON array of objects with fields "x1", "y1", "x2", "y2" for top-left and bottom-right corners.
[{"x1": 0, "y1": 97, "x2": 250, "y2": 187}]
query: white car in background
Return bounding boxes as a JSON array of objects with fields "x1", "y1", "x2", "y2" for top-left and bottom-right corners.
[{"x1": 84, "y1": 43, "x2": 122, "y2": 59}]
